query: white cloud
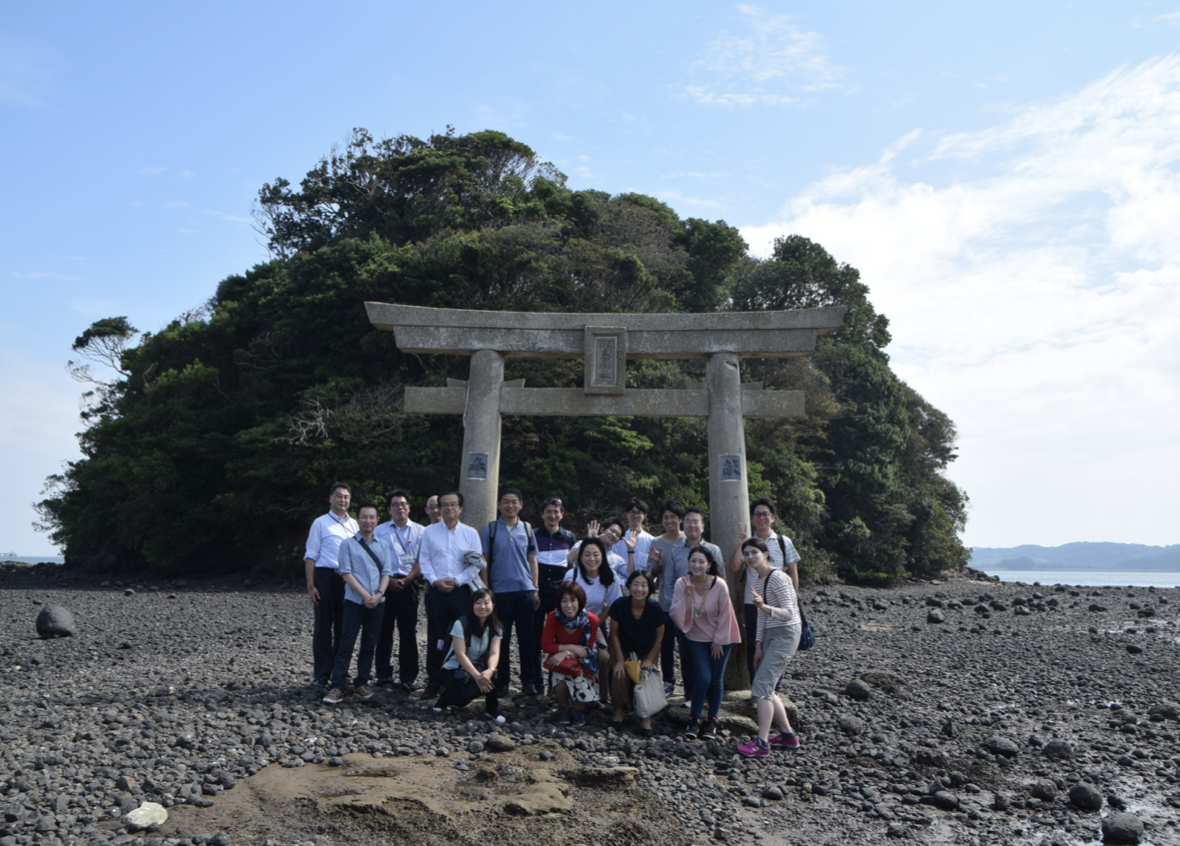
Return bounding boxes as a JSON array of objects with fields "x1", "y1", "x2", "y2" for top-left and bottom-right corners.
[
  {"x1": 742, "y1": 55, "x2": 1180, "y2": 547},
  {"x1": 686, "y1": 5, "x2": 841, "y2": 107}
]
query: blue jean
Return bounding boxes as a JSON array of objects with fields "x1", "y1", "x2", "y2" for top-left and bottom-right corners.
[
  {"x1": 331, "y1": 599, "x2": 385, "y2": 689},
  {"x1": 687, "y1": 639, "x2": 732, "y2": 721},
  {"x1": 494, "y1": 589, "x2": 540, "y2": 689}
]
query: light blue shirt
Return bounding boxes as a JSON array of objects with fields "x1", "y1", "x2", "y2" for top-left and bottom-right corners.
[
  {"x1": 481, "y1": 518, "x2": 537, "y2": 593},
  {"x1": 337, "y1": 534, "x2": 396, "y2": 605},
  {"x1": 374, "y1": 518, "x2": 424, "y2": 576}
]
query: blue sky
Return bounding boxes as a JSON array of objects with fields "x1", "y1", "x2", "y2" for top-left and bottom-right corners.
[{"x1": 3, "y1": 2, "x2": 1179, "y2": 555}]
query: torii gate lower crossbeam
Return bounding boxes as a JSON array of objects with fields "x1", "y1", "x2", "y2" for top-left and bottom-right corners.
[{"x1": 364, "y1": 303, "x2": 845, "y2": 574}]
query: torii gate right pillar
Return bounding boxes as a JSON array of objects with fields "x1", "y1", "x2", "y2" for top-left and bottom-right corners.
[{"x1": 707, "y1": 352, "x2": 749, "y2": 574}]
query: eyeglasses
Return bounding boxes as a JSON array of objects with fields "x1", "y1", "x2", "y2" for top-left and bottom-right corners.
[
  {"x1": 440, "y1": 501, "x2": 461, "y2": 509},
  {"x1": 752, "y1": 511, "x2": 773, "y2": 518},
  {"x1": 543, "y1": 498, "x2": 563, "y2": 507},
  {"x1": 389, "y1": 501, "x2": 409, "y2": 509}
]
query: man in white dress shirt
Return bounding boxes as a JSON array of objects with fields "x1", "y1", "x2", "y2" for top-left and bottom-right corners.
[
  {"x1": 417, "y1": 490, "x2": 483, "y2": 698},
  {"x1": 304, "y1": 482, "x2": 359, "y2": 689}
]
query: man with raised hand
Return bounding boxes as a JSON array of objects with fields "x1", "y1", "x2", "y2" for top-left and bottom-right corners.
[
  {"x1": 417, "y1": 491, "x2": 483, "y2": 698},
  {"x1": 481, "y1": 488, "x2": 540, "y2": 697},
  {"x1": 373, "y1": 490, "x2": 424, "y2": 692},
  {"x1": 323, "y1": 503, "x2": 395, "y2": 704},
  {"x1": 612, "y1": 497, "x2": 654, "y2": 574},
  {"x1": 304, "y1": 482, "x2": 359, "y2": 691}
]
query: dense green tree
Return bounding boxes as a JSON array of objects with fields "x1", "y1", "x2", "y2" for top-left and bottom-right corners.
[{"x1": 38, "y1": 129, "x2": 967, "y2": 581}]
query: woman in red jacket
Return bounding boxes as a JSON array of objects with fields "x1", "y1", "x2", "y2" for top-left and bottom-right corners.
[{"x1": 540, "y1": 582, "x2": 599, "y2": 727}]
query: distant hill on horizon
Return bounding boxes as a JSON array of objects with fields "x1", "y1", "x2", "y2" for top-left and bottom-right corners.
[{"x1": 970, "y1": 542, "x2": 1180, "y2": 571}]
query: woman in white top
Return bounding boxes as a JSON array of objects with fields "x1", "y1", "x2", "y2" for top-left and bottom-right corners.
[
  {"x1": 564, "y1": 536, "x2": 623, "y2": 702},
  {"x1": 736, "y1": 537, "x2": 801, "y2": 757}
]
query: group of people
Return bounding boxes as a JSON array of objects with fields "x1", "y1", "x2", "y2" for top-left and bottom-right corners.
[{"x1": 303, "y1": 485, "x2": 806, "y2": 757}]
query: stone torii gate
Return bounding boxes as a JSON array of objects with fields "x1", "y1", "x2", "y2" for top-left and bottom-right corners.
[{"x1": 365, "y1": 303, "x2": 846, "y2": 570}]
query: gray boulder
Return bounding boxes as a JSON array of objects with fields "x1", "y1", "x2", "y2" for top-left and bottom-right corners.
[
  {"x1": 35, "y1": 605, "x2": 75, "y2": 638},
  {"x1": 1027, "y1": 778, "x2": 1056, "y2": 801},
  {"x1": 844, "y1": 679, "x2": 872, "y2": 701},
  {"x1": 1068, "y1": 783, "x2": 1103, "y2": 812},
  {"x1": 1102, "y1": 812, "x2": 1145, "y2": 844},
  {"x1": 926, "y1": 609, "x2": 946, "y2": 624},
  {"x1": 983, "y1": 736, "x2": 1020, "y2": 758},
  {"x1": 1042, "y1": 739, "x2": 1073, "y2": 760}
]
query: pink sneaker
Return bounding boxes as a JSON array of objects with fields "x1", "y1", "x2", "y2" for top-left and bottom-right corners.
[
  {"x1": 769, "y1": 731, "x2": 801, "y2": 750},
  {"x1": 737, "y1": 737, "x2": 770, "y2": 757}
]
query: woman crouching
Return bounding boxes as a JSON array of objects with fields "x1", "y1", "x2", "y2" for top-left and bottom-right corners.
[
  {"x1": 608, "y1": 570, "x2": 665, "y2": 737},
  {"x1": 433, "y1": 588, "x2": 506, "y2": 725},
  {"x1": 737, "y1": 537, "x2": 802, "y2": 756},
  {"x1": 541, "y1": 582, "x2": 599, "y2": 727}
]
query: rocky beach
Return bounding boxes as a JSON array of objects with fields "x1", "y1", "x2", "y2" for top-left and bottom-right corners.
[{"x1": 2, "y1": 562, "x2": 1178, "y2": 846}]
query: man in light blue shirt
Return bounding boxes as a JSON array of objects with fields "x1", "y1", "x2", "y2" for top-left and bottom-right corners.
[
  {"x1": 373, "y1": 490, "x2": 424, "y2": 691},
  {"x1": 324, "y1": 503, "x2": 395, "y2": 704},
  {"x1": 480, "y1": 488, "x2": 539, "y2": 696}
]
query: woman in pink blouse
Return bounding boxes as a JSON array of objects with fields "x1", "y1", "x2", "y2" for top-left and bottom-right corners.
[{"x1": 670, "y1": 545, "x2": 741, "y2": 740}]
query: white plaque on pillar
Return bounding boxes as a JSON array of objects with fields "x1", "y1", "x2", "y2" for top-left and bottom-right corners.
[
  {"x1": 466, "y1": 453, "x2": 489, "y2": 480},
  {"x1": 584, "y1": 326, "x2": 626, "y2": 395},
  {"x1": 719, "y1": 454, "x2": 743, "y2": 481}
]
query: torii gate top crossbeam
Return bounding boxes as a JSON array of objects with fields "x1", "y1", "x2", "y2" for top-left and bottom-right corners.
[{"x1": 364, "y1": 303, "x2": 846, "y2": 358}]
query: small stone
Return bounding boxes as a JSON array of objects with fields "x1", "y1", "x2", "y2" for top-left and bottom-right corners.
[
  {"x1": 467, "y1": 740, "x2": 485, "y2": 754},
  {"x1": 1102, "y1": 812, "x2": 1144, "y2": 844},
  {"x1": 844, "y1": 679, "x2": 872, "y2": 701},
  {"x1": 838, "y1": 715, "x2": 866, "y2": 736},
  {"x1": 35, "y1": 605, "x2": 76, "y2": 638},
  {"x1": 122, "y1": 803, "x2": 168, "y2": 831},
  {"x1": 1068, "y1": 783, "x2": 1103, "y2": 812},
  {"x1": 1125, "y1": 644, "x2": 1143, "y2": 655},
  {"x1": 926, "y1": 609, "x2": 946, "y2": 624},
  {"x1": 124, "y1": 588, "x2": 136, "y2": 596},
  {"x1": 983, "y1": 736, "x2": 1020, "y2": 758},
  {"x1": 1027, "y1": 778, "x2": 1056, "y2": 801},
  {"x1": 485, "y1": 734, "x2": 516, "y2": 752},
  {"x1": 761, "y1": 787, "x2": 783, "y2": 800},
  {"x1": 931, "y1": 791, "x2": 959, "y2": 811},
  {"x1": 1042, "y1": 739, "x2": 1072, "y2": 760}
]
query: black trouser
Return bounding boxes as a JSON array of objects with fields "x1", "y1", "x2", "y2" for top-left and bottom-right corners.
[
  {"x1": 436, "y1": 668, "x2": 500, "y2": 714},
  {"x1": 425, "y1": 584, "x2": 472, "y2": 686},
  {"x1": 312, "y1": 568, "x2": 345, "y2": 686},
  {"x1": 659, "y1": 614, "x2": 695, "y2": 692},
  {"x1": 375, "y1": 580, "x2": 420, "y2": 685},
  {"x1": 494, "y1": 589, "x2": 540, "y2": 691}
]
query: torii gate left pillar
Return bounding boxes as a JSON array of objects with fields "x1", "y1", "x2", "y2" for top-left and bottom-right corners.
[{"x1": 365, "y1": 304, "x2": 846, "y2": 568}]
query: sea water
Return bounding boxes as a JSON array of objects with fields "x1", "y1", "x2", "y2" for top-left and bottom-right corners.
[
  {"x1": 1, "y1": 554, "x2": 66, "y2": 566},
  {"x1": 979, "y1": 569, "x2": 1180, "y2": 589}
]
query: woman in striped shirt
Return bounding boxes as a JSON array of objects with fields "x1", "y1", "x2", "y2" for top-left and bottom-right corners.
[{"x1": 737, "y1": 536, "x2": 802, "y2": 757}]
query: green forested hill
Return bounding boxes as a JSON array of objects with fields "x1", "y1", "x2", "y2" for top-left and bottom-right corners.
[{"x1": 38, "y1": 128, "x2": 968, "y2": 583}]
